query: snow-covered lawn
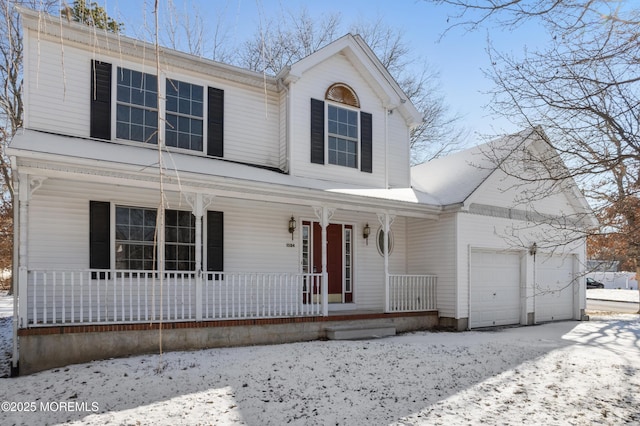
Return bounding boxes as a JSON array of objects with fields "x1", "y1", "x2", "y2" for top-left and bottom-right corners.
[
  {"x1": 0, "y1": 293, "x2": 639, "y2": 425},
  {"x1": 587, "y1": 288, "x2": 639, "y2": 303}
]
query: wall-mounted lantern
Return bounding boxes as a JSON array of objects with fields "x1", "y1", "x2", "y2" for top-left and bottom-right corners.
[
  {"x1": 288, "y1": 216, "x2": 297, "y2": 240},
  {"x1": 529, "y1": 242, "x2": 538, "y2": 257},
  {"x1": 363, "y1": 223, "x2": 371, "y2": 245}
]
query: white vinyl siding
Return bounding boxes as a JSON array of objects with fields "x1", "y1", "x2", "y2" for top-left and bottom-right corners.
[
  {"x1": 290, "y1": 53, "x2": 388, "y2": 187},
  {"x1": 24, "y1": 33, "x2": 281, "y2": 170},
  {"x1": 407, "y1": 215, "x2": 456, "y2": 319},
  {"x1": 25, "y1": 35, "x2": 90, "y2": 138},
  {"x1": 387, "y1": 112, "x2": 411, "y2": 187}
]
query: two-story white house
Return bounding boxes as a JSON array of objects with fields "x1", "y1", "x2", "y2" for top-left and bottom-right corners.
[{"x1": 9, "y1": 7, "x2": 595, "y2": 375}]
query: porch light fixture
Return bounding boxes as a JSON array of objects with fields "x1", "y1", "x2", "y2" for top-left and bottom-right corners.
[
  {"x1": 529, "y1": 242, "x2": 537, "y2": 256},
  {"x1": 288, "y1": 216, "x2": 297, "y2": 240},
  {"x1": 363, "y1": 223, "x2": 371, "y2": 244}
]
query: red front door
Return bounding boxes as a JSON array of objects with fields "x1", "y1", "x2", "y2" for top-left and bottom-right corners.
[{"x1": 311, "y1": 222, "x2": 352, "y2": 303}]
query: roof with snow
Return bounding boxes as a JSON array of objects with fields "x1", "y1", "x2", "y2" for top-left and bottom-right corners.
[{"x1": 411, "y1": 129, "x2": 534, "y2": 206}]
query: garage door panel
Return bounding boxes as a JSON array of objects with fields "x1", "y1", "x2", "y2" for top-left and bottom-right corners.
[
  {"x1": 470, "y1": 250, "x2": 522, "y2": 328},
  {"x1": 536, "y1": 254, "x2": 575, "y2": 322}
]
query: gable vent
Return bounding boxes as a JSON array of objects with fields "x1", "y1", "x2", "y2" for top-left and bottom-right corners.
[{"x1": 325, "y1": 83, "x2": 360, "y2": 108}]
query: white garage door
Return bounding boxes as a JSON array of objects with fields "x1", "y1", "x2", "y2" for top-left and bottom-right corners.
[
  {"x1": 470, "y1": 249, "x2": 522, "y2": 328},
  {"x1": 535, "y1": 254, "x2": 575, "y2": 322}
]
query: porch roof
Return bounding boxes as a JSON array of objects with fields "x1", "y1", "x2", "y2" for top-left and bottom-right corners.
[{"x1": 9, "y1": 129, "x2": 442, "y2": 217}]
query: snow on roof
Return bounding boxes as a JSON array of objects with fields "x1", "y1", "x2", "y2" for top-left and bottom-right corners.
[{"x1": 411, "y1": 129, "x2": 534, "y2": 206}]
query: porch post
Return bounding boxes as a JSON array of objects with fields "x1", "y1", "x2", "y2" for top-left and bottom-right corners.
[
  {"x1": 314, "y1": 206, "x2": 334, "y2": 316},
  {"x1": 378, "y1": 212, "x2": 395, "y2": 313},
  {"x1": 186, "y1": 193, "x2": 214, "y2": 321},
  {"x1": 17, "y1": 173, "x2": 32, "y2": 328},
  {"x1": 320, "y1": 207, "x2": 329, "y2": 316}
]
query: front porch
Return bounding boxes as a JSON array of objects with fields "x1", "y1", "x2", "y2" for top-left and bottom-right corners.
[
  {"x1": 16, "y1": 269, "x2": 438, "y2": 375},
  {"x1": 19, "y1": 269, "x2": 437, "y2": 327}
]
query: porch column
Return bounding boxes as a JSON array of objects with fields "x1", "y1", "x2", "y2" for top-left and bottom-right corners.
[
  {"x1": 314, "y1": 206, "x2": 334, "y2": 316},
  {"x1": 17, "y1": 173, "x2": 29, "y2": 329},
  {"x1": 185, "y1": 193, "x2": 214, "y2": 321},
  {"x1": 378, "y1": 212, "x2": 395, "y2": 313}
]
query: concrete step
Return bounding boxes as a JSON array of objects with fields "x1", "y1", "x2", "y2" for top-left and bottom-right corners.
[{"x1": 325, "y1": 324, "x2": 396, "y2": 340}]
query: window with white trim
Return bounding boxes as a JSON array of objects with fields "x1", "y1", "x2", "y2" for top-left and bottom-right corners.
[
  {"x1": 328, "y1": 104, "x2": 358, "y2": 168},
  {"x1": 115, "y1": 206, "x2": 195, "y2": 271},
  {"x1": 116, "y1": 68, "x2": 158, "y2": 144},
  {"x1": 166, "y1": 78, "x2": 204, "y2": 152}
]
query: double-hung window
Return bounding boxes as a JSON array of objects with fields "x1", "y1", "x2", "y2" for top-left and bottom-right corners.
[
  {"x1": 115, "y1": 206, "x2": 195, "y2": 271},
  {"x1": 166, "y1": 79, "x2": 204, "y2": 152},
  {"x1": 115, "y1": 206, "x2": 157, "y2": 271},
  {"x1": 327, "y1": 104, "x2": 358, "y2": 168},
  {"x1": 91, "y1": 61, "x2": 224, "y2": 157},
  {"x1": 164, "y1": 209, "x2": 196, "y2": 271},
  {"x1": 310, "y1": 83, "x2": 372, "y2": 173},
  {"x1": 116, "y1": 68, "x2": 158, "y2": 144}
]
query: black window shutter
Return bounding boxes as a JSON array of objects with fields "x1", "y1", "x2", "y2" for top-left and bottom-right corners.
[
  {"x1": 90, "y1": 61, "x2": 112, "y2": 140},
  {"x1": 207, "y1": 211, "x2": 224, "y2": 273},
  {"x1": 310, "y1": 98, "x2": 325, "y2": 164},
  {"x1": 207, "y1": 87, "x2": 224, "y2": 157},
  {"x1": 90, "y1": 201, "x2": 110, "y2": 271},
  {"x1": 360, "y1": 111, "x2": 373, "y2": 173}
]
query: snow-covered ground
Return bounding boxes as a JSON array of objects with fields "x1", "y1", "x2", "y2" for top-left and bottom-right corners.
[
  {"x1": 587, "y1": 288, "x2": 639, "y2": 303},
  {"x1": 0, "y1": 291, "x2": 638, "y2": 425}
]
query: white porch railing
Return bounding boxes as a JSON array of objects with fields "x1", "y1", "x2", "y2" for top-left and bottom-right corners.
[
  {"x1": 202, "y1": 272, "x2": 323, "y2": 319},
  {"x1": 23, "y1": 270, "x2": 322, "y2": 326},
  {"x1": 21, "y1": 270, "x2": 437, "y2": 326},
  {"x1": 388, "y1": 274, "x2": 437, "y2": 312}
]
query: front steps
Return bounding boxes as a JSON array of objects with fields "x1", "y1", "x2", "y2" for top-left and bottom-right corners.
[{"x1": 325, "y1": 323, "x2": 396, "y2": 340}]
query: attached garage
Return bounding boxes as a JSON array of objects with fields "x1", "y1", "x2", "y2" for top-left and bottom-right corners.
[
  {"x1": 535, "y1": 254, "x2": 576, "y2": 322},
  {"x1": 469, "y1": 249, "x2": 523, "y2": 328}
]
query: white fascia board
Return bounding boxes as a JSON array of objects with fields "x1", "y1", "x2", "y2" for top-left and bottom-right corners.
[{"x1": 287, "y1": 34, "x2": 422, "y2": 127}]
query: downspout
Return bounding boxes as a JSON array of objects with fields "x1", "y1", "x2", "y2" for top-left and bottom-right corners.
[{"x1": 384, "y1": 107, "x2": 389, "y2": 189}]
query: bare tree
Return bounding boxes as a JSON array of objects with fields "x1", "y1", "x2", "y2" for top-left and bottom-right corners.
[
  {"x1": 237, "y1": 7, "x2": 342, "y2": 75},
  {"x1": 0, "y1": 0, "x2": 58, "y2": 291},
  {"x1": 239, "y1": 9, "x2": 466, "y2": 163},
  {"x1": 427, "y1": 0, "x2": 640, "y2": 302},
  {"x1": 159, "y1": 0, "x2": 234, "y2": 62},
  {"x1": 351, "y1": 18, "x2": 467, "y2": 164}
]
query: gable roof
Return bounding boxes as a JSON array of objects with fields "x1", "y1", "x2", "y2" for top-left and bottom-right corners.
[
  {"x1": 279, "y1": 34, "x2": 423, "y2": 127},
  {"x1": 411, "y1": 128, "x2": 596, "y2": 226},
  {"x1": 411, "y1": 129, "x2": 534, "y2": 206}
]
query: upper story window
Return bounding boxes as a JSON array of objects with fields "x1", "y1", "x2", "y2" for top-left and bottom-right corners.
[
  {"x1": 166, "y1": 79, "x2": 204, "y2": 152},
  {"x1": 310, "y1": 83, "x2": 372, "y2": 173},
  {"x1": 116, "y1": 68, "x2": 158, "y2": 144},
  {"x1": 90, "y1": 60, "x2": 224, "y2": 158},
  {"x1": 328, "y1": 105, "x2": 358, "y2": 168},
  {"x1": 327, "y1": 83, "x2": 360, "y2": 169}
]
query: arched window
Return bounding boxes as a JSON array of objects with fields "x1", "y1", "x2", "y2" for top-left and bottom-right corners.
[
  {"x1": 325, "y1": 84, "x2": 360, "y2": 168},
  {"x1": 310, "y1": 84, "x2": 372, "y2": 173}
]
